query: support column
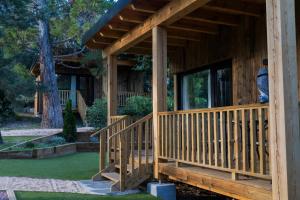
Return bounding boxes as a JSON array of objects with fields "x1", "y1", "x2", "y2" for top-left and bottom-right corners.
[
  {"x1": 152, "y1": 26, "x2": 168, "y2": 179},
  {"x1": 107, "y1": 55, "x2": 118, "y2": 124},
  {"x1": 70, "y1": 75, "x2": 77, "y2": 109},
  {"x1": 266, "y1": 0, "x2": 300, "y2": 199},
  {"x1": 173, "y1": 74, "x2": 178, "y2": 111}
]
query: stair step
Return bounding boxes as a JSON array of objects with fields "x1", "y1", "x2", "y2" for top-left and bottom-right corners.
[{"x1": 101, "y1": 172, "x2": 120, "y2": 183}]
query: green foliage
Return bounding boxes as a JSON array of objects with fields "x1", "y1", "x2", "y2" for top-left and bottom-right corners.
[
  {"x1": 86, "y1": 99, "x2": 107, "y2": 128},
  {"x1": 122, "y1": 96, "x2": 152, "y2": 117},
  {"x1": 0, "y1": 89, "x2": 14, "y2": 125},
  {"x1": 122, "y1": 96, "x2": 174, "y2": 117},
  {"x1": 15, "y1": 192, "x2": 158, "y2": 200},
  {"x1": 62, "y1": 100, "x2": 77, "y2": 142},
  {"x1": 80, "y1": 50, "x2": 105, "y2": 78}
]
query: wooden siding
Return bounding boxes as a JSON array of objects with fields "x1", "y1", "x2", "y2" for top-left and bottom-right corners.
[
  {"x1": 170, "y1": 6, "x2": 300, "y2": 104},
  {"x1": 169, "y1": 15, "x2": 269, "y2": 105}
]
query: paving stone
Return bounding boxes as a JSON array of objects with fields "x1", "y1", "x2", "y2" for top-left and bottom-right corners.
[{"x1": 0, "y1": 191, "x2": 8, "y2": 200}]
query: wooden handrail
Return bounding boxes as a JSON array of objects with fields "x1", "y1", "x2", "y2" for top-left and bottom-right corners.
[
  {"x1": 77, "y1": 91, "x2": 87, "y2": 123},
  {"x1": 107, "y1": 113, "x2": 153, "y2": 191},
  {"x1": 158, "y1": 104, "x2": 269, "y2": 115},
  {"x1": 109, "y1": 113, "x2": 153, "y2": 140},
  {"x1": 90, "y1": 115, "x2": 129, "y2": 137}
]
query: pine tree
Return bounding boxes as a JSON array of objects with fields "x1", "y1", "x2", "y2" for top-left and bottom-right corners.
[
  {"x1": 62, "y1": 100, "x2": 77, "y2": 142},
  {"x1": 0, "y1": 0, "x2": 113, "y2": 128}
]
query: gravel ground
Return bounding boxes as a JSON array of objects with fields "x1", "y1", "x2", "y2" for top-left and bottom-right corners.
[{"x1": 175, "y1": 182, "x2": 232, "y2": 200}]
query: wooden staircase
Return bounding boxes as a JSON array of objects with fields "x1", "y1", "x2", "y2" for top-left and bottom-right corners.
[{"x1": 91, "y1": 114, "x2": 153, "y2": 191}]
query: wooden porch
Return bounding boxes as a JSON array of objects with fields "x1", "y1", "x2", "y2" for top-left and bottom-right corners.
[{"x1": 83, "y1": 0, "x2": 300, "y2": 199}]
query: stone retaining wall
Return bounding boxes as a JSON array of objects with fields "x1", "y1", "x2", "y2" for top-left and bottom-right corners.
[{"x1": 0, "y1": 143, "x2": 98, "y2": 159}]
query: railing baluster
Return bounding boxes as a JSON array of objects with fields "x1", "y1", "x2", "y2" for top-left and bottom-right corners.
[
  {"x1": 138, "y1": 124, "x2": 142, "y2": 175},
  {"x1": 191, "y1": 113, "x2": 195, "y2": 162},
  {"x1": 131, "y1": 128, "x2": 134, "y2": 173},
  {"x1": 234, "y1": 110, "x2": 239, "y2": 174},
  {"x1": 173, "y1": 114, "x2": 176, "y2": 159},
  {"x1": 169, "y1": 115, "x2": 172, "y2": 159},
  {"x1": 250, "y1": 109, "x2": 257, "y2": 173},
  {"x1": 196, "y1": 113, "x2": 201, "y2": 163},
  {"x1": 259, "y1": 108, "x2": 266, "y2": 175},
  {"x1": 145, "y1": 120, "x2": 149, "y2": 173},
  {"x1": 202, "y1": 112, "x2": 206, "y2": 165},
  {"x1": 208, "y1": 112, "x2": 213, "y2": 166},
  {"x1": 214, "y1": 111, "x2": 219, "y2": 167},
  {"x1": 241, "y1": 109, "x2": 248, "y2": 172},
  {"x1": 220, "y1": 111, "x2": 226, "y2": 168},
  {"x1": 186, "y1": 113, "x2": 190, "y2": 162},
  {"x1": 181, "y1": 114, "x2": 185, "y2": 161}
]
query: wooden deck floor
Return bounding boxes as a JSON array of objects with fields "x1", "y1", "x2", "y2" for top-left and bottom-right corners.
[{"x1": 158, "y1": 162, "x2": 272, "y2": 200}]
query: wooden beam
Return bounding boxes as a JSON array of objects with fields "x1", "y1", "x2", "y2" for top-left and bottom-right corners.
[
  {"x1": 104, "y1": 0, "x2": 211, "y2": 57},
  {"x1": 266, "y1": 0, "x2": 300, "y2": 199},
  {"x1": 184, "y1": 8, "x2": 239, "y2": 26},
  {"x1": 169, "y1": 19, "x2": 218, "y2": 34},
  {"x1": 167, "y1": 28, "x2": 207, "y2": 42},
  {"x1": 108, "y1": 21, "x2": 134, "y2": 32},
  {"x1": 204, "y1": 0, "x2": 264, "y2": 17},
  {"x1": 99, "y1": 28, "x2": 124, "y2": 39},
  {"x1": 118, "y1": 9, "x2": 149, "y2": 24},
  {"x1": 153, "y1": 26, "x2": 168, "y2": 179},
  {"x1": 107, "y1": 55, "x2": 118, "y2": 124}
]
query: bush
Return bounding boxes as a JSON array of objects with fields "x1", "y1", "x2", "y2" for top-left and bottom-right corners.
[
  {"x1": 62, "y1": 100, "x2": 77, "y2": 142},
  {"x1": 86, "y1": 98, "x2": 107, "y2": 128},
  {"x1": 0, "y1": 89, "x2": 14, "y2": 125},
  {"x1": 122, "y1": 96, "x2": 152, "y2": 117},
  {"x1": 122, "y1": 96, "x2": 174, "y2": 117},
  {"x1": 48, "y1": 136, "x2": 66, "y2": 146}
]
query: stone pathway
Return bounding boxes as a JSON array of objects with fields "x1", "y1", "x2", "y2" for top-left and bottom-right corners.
[
  {"x1": 0, "y1": 177, "x2": 140, "y2": 196},
  {"x1": 1, "y1": 127, "x2": 94, "y2": 137}
]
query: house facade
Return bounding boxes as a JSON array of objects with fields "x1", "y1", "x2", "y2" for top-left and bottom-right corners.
[
  {"x1": 82, "y1": 0, "x2": 300, "y2": 199},
  {"x1": 31, "y1": 55, "x2": 148, "y2": 122}
]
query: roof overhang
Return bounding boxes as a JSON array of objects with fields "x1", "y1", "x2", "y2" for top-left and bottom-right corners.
[{"x1": 82, "y1": 0, "x2": 266, "y2": 57}]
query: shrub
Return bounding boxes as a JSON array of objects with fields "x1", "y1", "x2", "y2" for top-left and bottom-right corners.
[
  {"x1": 122, "y1": 96, "x2": 174, "y2": 117},
  {"x1": 86, "y1": 98, "x2": 107, "y2": 128},
  {"x1": 25, "y1": 142, "x2": 35, "y2": 149},
  {"x1": 48, "y1": 136, "x2": 66, "y2": 146},
  {"x1": 122, "y1": 96, "x2": 152, "y2": 117},
  {"x1": 62, "y1": 100, "x2": 77, "y2": 142},
  {"x1": 0, "y1": 89, "x2": 14, "y2": 125}
]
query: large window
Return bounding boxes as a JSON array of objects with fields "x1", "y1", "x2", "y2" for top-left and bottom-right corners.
[{"x1": 179, "y1": 61, "x2": 232, "y2": 110}]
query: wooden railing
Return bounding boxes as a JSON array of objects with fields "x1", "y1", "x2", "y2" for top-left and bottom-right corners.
[
  {"x1": 77, "y1": 91, "x2": 87, "y2": 123},
  {"x1": 118, "y1": 91, "x2": 150, "y2": 107},
  {"x1": 158, "y1": 104, "x2": 270, "y2": 180},
  {"x1": 94, "y1": 115, "x2": 131, "y2": 171},
  {"x1": 108, "y1": 113, "x2": 153, "y2": 191},
  {"x1": 59, "y1": 90, "x2": 70, "y2": 106}
]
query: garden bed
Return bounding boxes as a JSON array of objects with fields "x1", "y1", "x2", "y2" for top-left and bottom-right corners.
[{"x1": 0, "y1": 142, "x2": 98, "y2": 159}]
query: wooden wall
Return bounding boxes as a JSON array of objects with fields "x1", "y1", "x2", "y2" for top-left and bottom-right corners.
[
  {"x1": 170, "y1": 14, "x2": 269, "y2": 105},
  {"x1": 170, "y1": 4, "x2": 300, "y2": 105}
]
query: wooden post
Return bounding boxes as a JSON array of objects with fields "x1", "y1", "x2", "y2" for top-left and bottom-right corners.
[
  {"x1": 266, "y1": 0, "x2": 300, "y2": 199},
  {"x1": 173, "y1": 74, "x2": 178, "y2": 111},
  {"x1": 107, "y1": 55, "x2": 118, "y2": 124},
  {"x1": 153, "y1": 26, "x2": 168, "y2": 179}
]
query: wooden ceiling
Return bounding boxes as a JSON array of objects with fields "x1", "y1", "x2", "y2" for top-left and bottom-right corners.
[{"x1": 85, "y1": 0, "x2": 266, "y2": 55}]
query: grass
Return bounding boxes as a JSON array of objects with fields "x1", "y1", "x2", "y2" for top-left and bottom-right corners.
[
  {"x1": 15, "y1": 192, "x2": 158, "y2": 200},
  {"x1": 0, "y1": 136, "x2": 38, "y2": 150},
  {"x1": 0, "y1": 153, "x2": 99, "y2": 180}
]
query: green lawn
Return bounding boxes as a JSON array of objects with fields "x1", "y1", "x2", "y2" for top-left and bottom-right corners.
[
  {"x1": 15, "y1": 192, "x2": 158, "y2": 200},
  {"x1": 0, "y1": 136, "x2": 38, "y2": 150},
  {"x1": 0, "y1": 153, "x2": 99, "y2": 180}
]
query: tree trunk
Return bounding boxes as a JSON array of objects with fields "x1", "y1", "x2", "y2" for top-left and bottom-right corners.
[{"x1": 38, "y1": 0, "x2": 63, "y2": 128}]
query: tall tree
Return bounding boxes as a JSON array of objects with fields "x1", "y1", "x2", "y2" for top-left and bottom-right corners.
[
  {"x1": 37, "y1": 0, "x2": 63, "y2": 127},
  {"x1": 0, "y1": 0, "x2": 113, "y2": 128}
]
